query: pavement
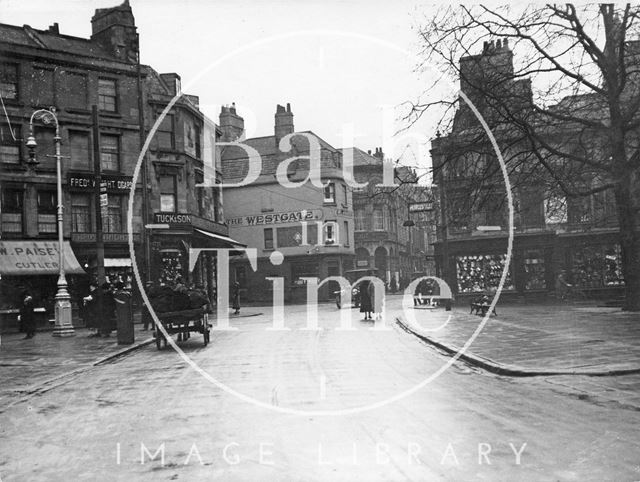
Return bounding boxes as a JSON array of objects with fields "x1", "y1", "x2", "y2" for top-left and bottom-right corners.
[
  {"x1": 397, "y1": 300, "x2": 640, "y2": 376},
  {"x1": 0, "y1": 310, "x2": 264, "y2": 408}
]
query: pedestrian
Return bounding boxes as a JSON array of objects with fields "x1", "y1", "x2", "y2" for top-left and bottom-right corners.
[
  {"x1": 370, "y1": 280, "x2": 383, "y2": 320},
  {"x1": 100, "y1": 281, "x2": 116, "y2": 337},
  {"x1": 142, "y1": 281, "x2": 155, "y2": 331},
  {"x1": 232, "y1": 281, "x2": 241, "y2": 315},
  {"x1": 359, "y1": 280, "x2": 373, "y2": 320},
  {"x1": 19, "y1": 291, "x2": 36, "y2": 339},
  {"x1": 555, "y1": 270, "x2": 572, "y2": 301},
  {"x1": 83, "y1": 282, "x2": 100, "y2": 336}
]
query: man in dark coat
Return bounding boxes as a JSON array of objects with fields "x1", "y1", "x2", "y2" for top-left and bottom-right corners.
[
  {"x1": 359, "y1": 280, "x2": 373, "y2": 320},
  {"x1": 20, "y1": 291, "x2": 36, "y2": 339},
  {"x1": 100, "y1": 282, "x2": 116, "y2": 337}
]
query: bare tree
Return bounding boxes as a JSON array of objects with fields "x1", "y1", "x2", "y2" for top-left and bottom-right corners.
[{"x1": 412, "y1": 3, "x2": 640, "y2": 310}]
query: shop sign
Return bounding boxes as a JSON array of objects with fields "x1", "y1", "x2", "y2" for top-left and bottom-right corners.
[
  {"x1": 153, "y1": 212, "x2": 192, "y2": 227},
  {"x1": 409, "y1": 202, "x2": 433, "y2": 213},
  {"x1": 67, "y1": 173, "x2": 134, "y2": 192},
  {"x1": 356, "y1": 260, "x2": 369, "y2": 267},
  {"x1": 71, "y1": 233, "x2": 141, "y2": 243},
  {"x1": 226, "y1": 209, "x2": 322, "y2": 227}
]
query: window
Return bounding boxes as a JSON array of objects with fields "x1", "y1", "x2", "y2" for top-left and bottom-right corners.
[
  {"x1": 64, "y1": 72, "x2": 87, "y2": 110},
  {"x1": 342, "y1": 184, "x2": 348, "y2": 205},
  {"x1": 195, "y1": 172, "x2": 207, "y2": 217},
  {"x1": 71, "y1": 194, "x2": 92, "y2": 233},
  {"x1": 103, "y1": 195, "x2": 123, "y2": 232},
  {"x1": 159, "y1": 175, "x2": 177, "y2": 212},
  {"x1": 69, "y1": 131, "x2": 91, "y2": 170},
  {"x1": 195, "y1": 125, "x2": 201, "y2": 158},
  {"x1": 355, "y1": 209, "x2": 366, "y2": 231},
  {"x1": 0, "y1": 124, "x2": 20, "y2": 164},
  {"x1": 524, "y1": 250, "x2": 546, "y2": 290},
  {"x1": 37, "y1": 190, "x2": 57, "y2": 234},
  {"x1": 323, "y1": 222, "x2": 337, "y2": 244},
  {"x1": 343, "y1": 221, "x2": 349, "y2": 246},
  {"x1": 98, "y1": 78, "x2": 117, "y2": 112},
  {"x1": 0, "y1": 63, "x2": 18, "y2": 100},
  {"x1": 277, "y1": 224, "x2": 318, "y2": 247},
  {"x1": 34, "y1": 126, "x2": 56, "y2": 169},
  {"x1": 373, "y1": 208, "x2": 385, "y2": 231},
  {"x1": 264, "y1": 228, "x2": 274, "y2": 250},
  {"x1": 323, "y1": 181, "x2": 335, "y2": 203},
  {"x1": 32, "y1": 67, "x2": 54, "y2": 106},
  {"x1": 100, "y1": 134, "x2": 119, "y2": 171},
  {"x1": 156, "y1": 112, "x2": 174, "y2": 150},
  {"x1": 1, "y1": 187, "x2": 23, "y2": 233}
]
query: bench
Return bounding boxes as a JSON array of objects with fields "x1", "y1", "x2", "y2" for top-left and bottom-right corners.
[{"x1": 470, "y1": 296, "x2": 497, "y2": 316}]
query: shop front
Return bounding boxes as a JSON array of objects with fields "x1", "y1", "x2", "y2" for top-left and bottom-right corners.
[
  {"x1": 435, "y1": 229, "x2": 625, "y2": 299},
  {"x1": 150, "y1": 212, "x2": 245, "y2": 307},
  {"x1": 0, "y1": 240, "x2": 85, "y2": 331}
]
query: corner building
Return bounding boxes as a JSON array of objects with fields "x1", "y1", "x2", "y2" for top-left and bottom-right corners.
[{"x1": 220, "y1": 104, "x2": 355, "y2": 302}]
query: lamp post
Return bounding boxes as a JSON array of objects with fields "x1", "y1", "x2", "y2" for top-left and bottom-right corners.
[{"x1": 26, "y1": 108, "x2": 75, "y2": 337}]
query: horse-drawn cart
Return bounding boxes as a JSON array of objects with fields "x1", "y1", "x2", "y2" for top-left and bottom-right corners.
[{"x1": 154, "y1": 307, "x2": 211, "y2": 350}]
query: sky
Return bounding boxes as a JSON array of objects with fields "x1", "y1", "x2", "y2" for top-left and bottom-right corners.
[{"x1": 0, "y1": 0, "x2": 451, "y2": 173}]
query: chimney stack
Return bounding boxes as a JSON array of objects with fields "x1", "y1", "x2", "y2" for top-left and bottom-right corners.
[
  {"x1": 219, "y1": 103, "x2": 245, "y2": 142},
  {"x1": 275, "y1": 103, "x2": 294, "y2": 145},
  {"x1": 91, "y1": 1, "x2": 138, "y2": 63}
]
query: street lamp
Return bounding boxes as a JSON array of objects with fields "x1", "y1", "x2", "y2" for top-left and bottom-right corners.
[{"x1": 26, "y1": 108, "x2": 74, "y2": 337}]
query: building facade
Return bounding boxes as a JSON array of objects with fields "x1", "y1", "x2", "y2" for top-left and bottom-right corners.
[
  {"x1": 220, "y1": 104, "x2": 355, "y2": 302},
  {"x1": 0, "y1": 1, "x2": 232, "y2": 323},
  {"x1": 345, "y1": 147, "x2": 435, "y2": 290},
  {"x1": 431, "y1": 40, "x2": 625, "y2": 299}
]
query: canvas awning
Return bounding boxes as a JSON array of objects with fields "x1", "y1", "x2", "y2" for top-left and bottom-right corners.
[
  {"x1": 0, "y1": 241, "x2": 85, "y2": 276},
  {"x1": 193, "y1": 228, "x2": 247, "y2": 248}
]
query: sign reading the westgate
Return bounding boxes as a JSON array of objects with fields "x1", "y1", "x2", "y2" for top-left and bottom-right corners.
[
  {"x1": 67, "y1": 173, "x2": 134, "y2": 192},
  {"x1": 226, "y1": 209, "x2": 322, "y2": 227}
]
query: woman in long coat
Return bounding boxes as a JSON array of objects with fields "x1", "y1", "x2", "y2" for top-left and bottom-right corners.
[{"x1": 359, "y1": 280, "x2": 373, "y2": 320}]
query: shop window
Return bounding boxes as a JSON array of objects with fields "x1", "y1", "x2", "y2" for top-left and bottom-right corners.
[
  {"x1": 264, "y1": 228, "x2": 274, "y2": 250},
  {"x1": 159, "y1": 251, "x2": 183, "y2": 285},
  {"x1": 100, "y1": 134, "x2": 119, "y2": 171},
  {"x1": 571, "y1": 244, "x2": 624, "y2": 288},
  {"x1": 71, "y1": 194, "x2": 92, "y2": 233},
  {"x1": 32, "y1": 67, "x2": 54, "y2": 106},
  {"x1": 323, "y1": 181, "x2": 335, "y2": 204},
  {"x1": 159, "y1": 175, "x2": 177, "y2": 212},
  {"x1": 523, "y1": 250, "x2": 546, "y2": 290},
  {"x1": 37, "y1": 190, "x2": 57, "y2": 234},
  {"x1": 64, "y1": 72, "x2": 87, "y2": 110},
  {"x1": 69, "y1": 131, "x2": 91, "y2": 171},
  {"x1": 34, "y1": 126, "x2": 56, "y2": 169},
  {"x1": 291, "y1": 262, "x2": 319, "y2": 285},
  {"x1": 98, "y1": 78, "x2": 117, "y2": 112},
  {"x1": 0, "y1": 124, "x2": 20, "y2": 164},
  {"x1": 456, "y1": 254, "x2": 514, "y2": 293},
  {"x1": 0, "y1": 62, "x2": 18, "y2": 100},
  {"x1": 156, "y1": 112, "x2": 175, "y2": 150},
  {"x1": 355, "y1": 209, "x2": 367, "y2": 231},
  {"x1": 103, "y1": 195, "x2": 123, "y2": 233},
  {"x1": 1, "y1": 187, "x2": 23, "y2": 233}
]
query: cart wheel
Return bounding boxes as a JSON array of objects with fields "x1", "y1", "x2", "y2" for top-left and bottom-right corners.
[
  {"x1": 156, "y1": 332, "x2": 163, "y2": 350},
  {"x1": 204, "y1": 329, "x2": 210, "y2": 346}
]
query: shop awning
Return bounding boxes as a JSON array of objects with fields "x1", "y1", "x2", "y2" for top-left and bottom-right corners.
[
  {"x1": 0, "y1": 241, "x2": 85, "y2": 276},
  {"x1": 104, "y1": 258, "x2": 132, "y2": 268},
  {"x1": 194, "y1": 229, "x2": 247, "y2": 248}
]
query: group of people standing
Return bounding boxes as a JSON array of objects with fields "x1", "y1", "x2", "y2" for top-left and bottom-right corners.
[{"x1": 83, "y1": 280, "x2": 129, "y2": 337}]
